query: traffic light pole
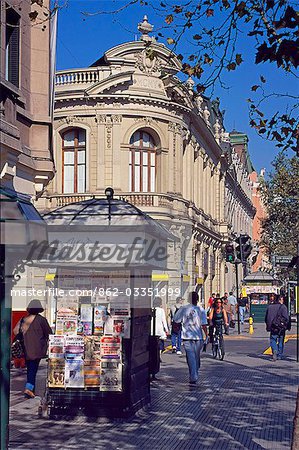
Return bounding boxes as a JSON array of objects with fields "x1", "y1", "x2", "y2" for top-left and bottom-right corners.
[{"x1": 235, "y1": 262, "x2": 240, "y2": 335}]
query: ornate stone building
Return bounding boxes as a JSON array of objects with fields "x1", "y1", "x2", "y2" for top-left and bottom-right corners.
[
  {"x1": 40, "y1": 17, "x2": 255, "y2": 305},
  {"x1": 1, "y1": 0, "x2": 55, "y2": 313}
]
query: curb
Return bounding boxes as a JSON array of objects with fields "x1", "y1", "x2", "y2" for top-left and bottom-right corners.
[{"x1": 292, "y1": 387, "x2": 299, "y2": 450}]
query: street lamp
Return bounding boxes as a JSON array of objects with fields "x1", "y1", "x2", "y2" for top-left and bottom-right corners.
[{"x1": 0, "y1": 187, "x2": 48, "y2": 449}]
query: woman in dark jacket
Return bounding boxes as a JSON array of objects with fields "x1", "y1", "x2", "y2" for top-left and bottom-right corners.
[{"x1": 13, "y1": 299, "x2": 52, "y2": 398}]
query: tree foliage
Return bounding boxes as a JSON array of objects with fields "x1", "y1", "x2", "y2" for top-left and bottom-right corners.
[{"x1": 259, "y1": 153, "x2": 299, "y2": 258}]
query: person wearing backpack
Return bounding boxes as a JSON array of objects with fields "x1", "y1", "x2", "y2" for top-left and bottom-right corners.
[
  {"x1": 170, "y1": 297, "x2": 184, "y2": 355},
  {"x1": 265, "y1": 294, "x2": 290, "y2": 361}
]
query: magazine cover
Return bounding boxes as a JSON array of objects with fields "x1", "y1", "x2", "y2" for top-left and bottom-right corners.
[
  {"x1": 93, "y1": 305, "x2": 107, "y2": 335},
  {"x1": 82, "y1": 321, "x2": 92, "y2": 336},
  {"x1": 80, "y1": 304, "x2": 93, "y2": 322},
  {"x1": 84, "y1": 336, "x2": 101, "y2": 361},
  {"x1": 65, "y1": 358, "x2": 85, "y2": 388},
  {"x1": 84, "y1": 360, "x2": 101, "y2": 387},
  {"x1": 100, "y1": 336, "x2": 121, "y2": 360},
  {"x1": 56, "y1": 297, "x2": 79, "y2": 314},
  {"x1": 100, "y1": 360, "x2": 122, "y2": 392},
  {"x1": 49, "y1": 335, "x2": 65, "y2": 359},
  {"x1": 112, "y1": 318, "x2": 130, "y2": 338},
  {"x1": 48, "y1": 359, "x2": 65, "y2": 388},
  {"x1": 65, "y1": 336, "x2": 85, "y2": 356},
  {"x1": 56, "y1": 314, "x2": 78, "y2": 336},
  {"x1": 109, "y1": 295, "x2": 130, "y2": 317}
]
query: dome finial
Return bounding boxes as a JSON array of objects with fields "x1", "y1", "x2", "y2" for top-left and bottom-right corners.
[{"x1": 138, "y1": 15, "x2": 154, "y2": 42}]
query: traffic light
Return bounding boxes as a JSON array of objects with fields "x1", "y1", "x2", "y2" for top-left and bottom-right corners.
[
  {"x1": 241, "y1": 234, "x2": 252, "y2": 260},
  {"x1": 225, "y1": 243, "x2": 235, "y2": 263},
  {"x1": 235, "y1": 234, "x2": 252, "y2": 262},
  {"x1": 235, "y1": 237, "x2": 242, "y2": 261}
]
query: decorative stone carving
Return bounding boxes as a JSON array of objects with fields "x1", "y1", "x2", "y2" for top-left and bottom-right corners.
[
  {"x1": 106, "y1": 127, "x2": 112, "y2": 148},
  {"x1": 61, "y1": 115, "x2": 84, "y2": 124},
  {"x1": 134, "y1": 116, "x2": 157, "y2": 126},
  {"x1": 185, "y1": 77, "x2": 195, "y2": 96},
  {"x1": 135, "y1": 50, "x2": 162, "y2": 74},
  {"x1": 203, "y1": 106, "x2": 210, "y2": 125},
  {"x1": 168, "y1": 122, "x2": 184, "y2": 136},
  {"x1": 95, "y1": 114, "x2": 122, "y2": 124},
  {"x1": 195, "y1": 95, "x2": 204, "y2": 113},
  {"x1": 138, "y1": 15, "x2": 155, "y2": 43},
  {"x1": 213, "y1": 118, "x2": 221, "y2": 144}
]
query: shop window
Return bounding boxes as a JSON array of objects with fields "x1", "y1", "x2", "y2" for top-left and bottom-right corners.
[
  {"x1": 129, "y1": 131, "x2": 156, "y2": 192},
  {"x1": 62, "y1": 129, "x2": 86, "y2": 193},
  {"x1": 5, "y1": 8, "x2": 20, "y2": 87}
]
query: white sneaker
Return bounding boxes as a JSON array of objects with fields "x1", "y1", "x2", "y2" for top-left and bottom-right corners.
[{"x1": 176, "y1": 350, "x2": 182, "y2": 355}]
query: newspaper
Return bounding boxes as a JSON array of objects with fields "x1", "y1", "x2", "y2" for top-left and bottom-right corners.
[
  {"x1": 49, "y1": 335, "x2": 65, "y2": 359},
  {"x1": 100, "y1": 336, "x2": 121, "y2": 360},
  {"x1": 65, "y1": 358, "x2": 85, "y2": 388},
  {"x1": 48, "y1": 359, "x2": 65, "y2": 388},
  {"x1": 100, "y1": 360, "x2": 122, "y2": 392}
]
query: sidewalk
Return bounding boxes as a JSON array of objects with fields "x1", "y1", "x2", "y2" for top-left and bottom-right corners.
[{"x1": 9, "y1": 330, "x2": 298, "y2": 449}]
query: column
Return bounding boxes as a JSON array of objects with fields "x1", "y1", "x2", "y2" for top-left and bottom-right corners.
[
  {"x1": 96, "y1": 114, "x2": 106, "y2": 192},
  {"x1": 167, "y1": 122, "x2": 176, "y2": 193},
  {"x1": 111, "y1": 115, "x2": 122, "y2": 191}
]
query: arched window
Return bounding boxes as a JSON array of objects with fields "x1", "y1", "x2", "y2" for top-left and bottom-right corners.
[
  {"x1": 129, "y1": 130, "x2": 156, "y2": 192},
  {"x1": 62, "y1": 128, "x2": 86, "y2": 193}
]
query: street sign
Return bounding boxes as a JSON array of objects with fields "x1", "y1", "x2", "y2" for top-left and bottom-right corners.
[{"x1": 273, "y1": 255, "x2": 294, "y2": 266}]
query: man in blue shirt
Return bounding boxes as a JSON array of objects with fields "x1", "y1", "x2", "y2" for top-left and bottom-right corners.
[{"x1": 174, "y1": 291, "x2": 208, "y2": 384}]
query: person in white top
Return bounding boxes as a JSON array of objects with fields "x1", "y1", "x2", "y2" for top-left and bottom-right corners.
[
  {"x1": 174, "y1": 291, "x2": 207, "y2": 384},
  {"x1": 152, "y1": 297, "x2": 169, "y2": 353}
]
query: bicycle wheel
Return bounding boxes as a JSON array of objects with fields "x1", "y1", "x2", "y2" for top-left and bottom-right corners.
[{"x1": 218, "y1": 336, "x2": 225, "y2": 360}]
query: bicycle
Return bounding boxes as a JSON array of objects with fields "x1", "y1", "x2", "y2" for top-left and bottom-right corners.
[{"x1": 211, "y1": 323, "x2": 225, "y2": 360}]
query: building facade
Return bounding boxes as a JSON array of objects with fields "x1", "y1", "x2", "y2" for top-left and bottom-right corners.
[
  {"x1": 40, "y1": 17, "x2": 255, "y2": 306},
  {"x1": 1, "y1": 0, "x2": 55, "y2": 313},
  {"x1": 249, "y1": 169, "x2": 271, "y2": 272}
]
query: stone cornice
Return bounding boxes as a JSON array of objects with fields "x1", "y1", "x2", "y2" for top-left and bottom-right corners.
[{"x1": 225, "y1": 172, "x2": 255, "y2": 218}]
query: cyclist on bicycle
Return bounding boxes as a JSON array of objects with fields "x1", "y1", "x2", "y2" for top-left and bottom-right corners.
[{"x1": 208, "y1": 296, "x2": 229, "y2": 342}]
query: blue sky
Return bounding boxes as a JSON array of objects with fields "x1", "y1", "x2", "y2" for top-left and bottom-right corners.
[{"x1": 55, "y1": 0, "x2": 298, "y2": 173}]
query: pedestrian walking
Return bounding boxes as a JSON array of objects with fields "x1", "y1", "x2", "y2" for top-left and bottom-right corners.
[
  {"x1": 223, "y1": 297, "x2": 232, "y2": 332},
  {"x1": 152, "y1": 297, "x2": 169, "y2": 355},
  {"x1": 208, "y1": 292, "x2": 216, "y2": 308},
  {"x1": 237, "y1": 293, "x2": 248, "y2": 325},
  {"x1": 170, "y1": 296, "x2": 184, "y2": 355},
  {"x1": 228, "y1": 291, "x2": 237, "y2": 316},
  {"x1": 13, "y1": 299, "x2": 52, "y2": 398},
  {"x1": 173, "y1": 291, "x2": 207, "y2": 385},
  {"x1": 265, "y1": 294, "x2": 290, "y2": 361}
]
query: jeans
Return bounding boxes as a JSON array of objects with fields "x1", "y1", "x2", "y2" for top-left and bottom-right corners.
[
  {"x1": 183, "y1": 340, "x2": 203, "y2": 383},
  {"x1": 171, "y1": 331, "x2": 182, "y2": 351},
  {"x1": 239, "y1": 306, "x2": 246, "y2": 324},
  {"x1": 270, "y1": 333, "x2": 285, "y2": 357},
  {"x1": 26, "y1": 359, "x2": 41, "y2": 391}
]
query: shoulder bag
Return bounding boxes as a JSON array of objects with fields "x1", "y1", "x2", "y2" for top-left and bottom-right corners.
[{"x1": 11, "y1": 318, "x2": 25, "y2": 359}]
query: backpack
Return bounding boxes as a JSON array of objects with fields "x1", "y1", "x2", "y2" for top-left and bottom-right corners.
[
  {"x1": 171, "y1": 306, "x2": 182, "y2": 335},
  {"x1": 271, "y1": 305, "x2": 289, "y2": 334}
]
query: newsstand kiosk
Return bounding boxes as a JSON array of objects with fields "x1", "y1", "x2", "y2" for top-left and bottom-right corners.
[{"x1": 40, "y1": 193, "x2": 172, "y2": 418}]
